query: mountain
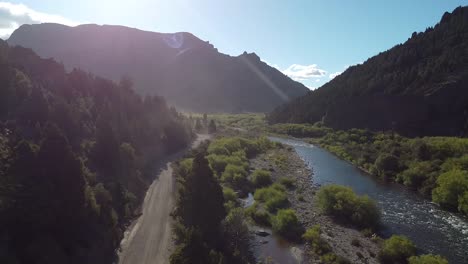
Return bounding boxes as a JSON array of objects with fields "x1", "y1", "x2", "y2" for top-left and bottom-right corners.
[
  {"x1": 0, "y1": 39, "x2": 192, "y2": 263},
  {"x1": 268, "y1": 6, "x2": 468, "y2": 137},
  {"x1": 7, "y1": 23, "x2": 309, "y2": 113}
]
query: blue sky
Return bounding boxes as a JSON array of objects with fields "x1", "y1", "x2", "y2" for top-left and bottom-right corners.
[{"x1": 0, "y1": 0, "x2": 466, "y2": 89}]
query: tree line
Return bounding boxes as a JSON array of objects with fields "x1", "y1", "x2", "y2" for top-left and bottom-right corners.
[{"x1": 0, "y1": 40, "x2": 192, "y2": 263}]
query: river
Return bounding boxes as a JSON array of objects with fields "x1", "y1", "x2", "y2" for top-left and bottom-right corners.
[{"x1": 269, "y1": 137, "x2": 468, "y2": 264}]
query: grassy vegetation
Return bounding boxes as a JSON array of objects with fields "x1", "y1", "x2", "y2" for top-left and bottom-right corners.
[
  {"x1": 317, "y1": 184, "x2": 380, "y2": 229},
  {"x1": 254, "y1": 184, "x2": 289, "y2": 213},
  {"x1": 378, "y1": 235, "x2": 416, "y2": 264},
  {"x1": 270, "y1": 123, "x2": 331, "y2": 138},
  {"x1": 206, "y1": 136, "x2": 274, "y2": 194},
  {"x1": 191, "y1": 113, "x2": 267, "y2": 133},
  {"x1": 251, "y1": 169, "x2": 272, "y2": 188},
  {"x1": 302, "y1": 225, "x2": 350, "y2": 264},
  {"x1": 171, "y1": 135, "x2": 277, "y2": 264},
  {"x1": 314, "y1": 129, "x2": 468, "y2": 216},
  {"x1": 278, "y1": 176, "x2": 296, "y2": 189},
  {"x1": 271, "y1": 209, "x2": 304, "y2": 241},
  {"x1": 408, "y1": 254, "x2": 449, "y2": 264}
]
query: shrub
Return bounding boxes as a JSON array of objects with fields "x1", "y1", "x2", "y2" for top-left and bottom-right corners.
[
  {"x1": 408, "y1": 254, "x2": 448, "y2": 264},
  {"x1": 207, "y1": 152, "x2": 248, "y2": 177},
  {"x1": 396, "y1": 161, "x2": 434, "y2": 188},
  {"x1": 361, "y1": 228, "x2": 373, "y2": 237},
  {"x1": 302, "y1": 225, "x2": 331, "y2": 255},
  {"x1": 458, "y1": 191, "x2": 468, "y2": 215},
  {"x1": 254, "y1": 185, "x2": 288, "y2": 212},
  {"x1": 378, "y1": 235, "x2": 416, "y2": 264},
  {"x1": 223, "y1": 187, "x2": 238, "y2": 203},
  {"x1": 375, "y1": 153, "x2": 399, "y2": 179},
  {"x1": 221, "y1": 164, "x2": 248, "y2": 190},
  {"x1": 251, "y1": 169, "x2": 272, "y2": 188},
  {"x1": 432, "y1": 169, "x2": 468, "y2": 212},
  {"x1": 271, "y1": 209, "x2": 303, "y2": 240},
  {"x1": 223, "y1": 187, "x2": 239, "y2": 212},
  {"x1": 245, "y1": 203, "x2": 271, "y2": 226},
  {"x1": 279, "y1": 177, "x2": 295, "y2": 189},
  {"x1": 317, "y1": 185, "x2": 380, "y2": 228}
]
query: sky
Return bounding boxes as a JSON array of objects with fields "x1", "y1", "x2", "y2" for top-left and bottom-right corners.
[{"x1": 0, "y1": 1, "x2": 466, "y2": 89}]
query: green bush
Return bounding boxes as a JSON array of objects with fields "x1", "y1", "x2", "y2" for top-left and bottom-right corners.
[
  {"x1": 271, "y1": 209, "x2": 303, "y2": 240},
  {"x1": 316, "y1": 185, "x2": 380, "y2": 228},
  {"x1": 207, "y1": 152, "x2": 248, "y2": 177},
  {"x1": 270, "y1": 123, "x2": 331, "y2": 138},
  {"x1": 432, "y1": 169, "x2": 468, "y2": 212},
  {"x1": 279, "y1": 177, "x2": 295, "y2": 189},
  {"x1": 221, "y1": 164, "x2": 248, "y2": 190},
  {"x1": 207, "y1": 137, "x2": 263, "y2": 158},
  {"x1": 251, "y1": 169, "x2": 272, "y2": 188},
  {"x1": 245, "y1": 203, "x2": 271, "y2": 226},
  {"x1": 378, "y1": 235, "x2": 416, "y2": 264},
  {"x1": 302, "y1": 225, "x2": 331, "y2": 255},
  {"x1": 396, "y1": 161, "x2": 435, "y2": 189},
  {"x1": 254, "y1": 185, "x2": 288, "y2": 212},
  {"x1": 375, "y1": 153, "x2": 399, "y2": 179},
  {"x1": 458, "y1": 191, "x2": 468, "y2": 215},
  {"x1": 223, "y1": 187, "x2": 239, "y2": 212},
  {"x1": 408, "y1": 254, "x2": 448, "y2": 264}
]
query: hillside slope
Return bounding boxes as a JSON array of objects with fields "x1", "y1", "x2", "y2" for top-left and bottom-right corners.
[
  {"x1": 269, "y1": 6, "x2": 468, "y2": 137},
  {"x1": 7, "y1": 23, "x2": 309, "y2": 113},
  {"x1": 0, "y1": 39, "x2": 192, "y2": 263}
]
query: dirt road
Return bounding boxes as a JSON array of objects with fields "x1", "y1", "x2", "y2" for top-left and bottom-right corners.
[{"x1": 118, "y1": 134, "x2": 211, "y2": 264}]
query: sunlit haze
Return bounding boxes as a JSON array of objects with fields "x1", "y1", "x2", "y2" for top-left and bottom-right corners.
[{"x1": 0, "y1": 0, "x2": 465, "y2": 89}]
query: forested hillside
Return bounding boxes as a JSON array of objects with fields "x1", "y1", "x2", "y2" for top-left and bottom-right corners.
[
  {"x1": 269, "y1": 6, "x2": 468, "y2": 137},
  {"x1": 0, "y1": 40, "x2": 192, "y2": 264},
  {"x1": 8, "y1": 24, "x2": 309, "y2": 113}
]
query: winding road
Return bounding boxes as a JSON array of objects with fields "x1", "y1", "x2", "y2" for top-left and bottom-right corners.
[{"x1": 118, "y1": 134, "x2": 211, "y2": 264}]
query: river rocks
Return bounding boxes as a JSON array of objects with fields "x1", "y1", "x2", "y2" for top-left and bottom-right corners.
[
  {"x1": 250, "y1": 143, "x2": 380, "y2": 264},
  {"x1": 255, "y1": 230, "x2": 271, "y2": 237}
]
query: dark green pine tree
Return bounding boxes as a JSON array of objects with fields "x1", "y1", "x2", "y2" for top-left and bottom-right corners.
[{"x1": 177, "y1": 152, "x2": 226, "y2": 247}]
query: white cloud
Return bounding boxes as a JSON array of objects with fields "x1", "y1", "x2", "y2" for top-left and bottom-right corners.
[
  {"x1": 0, "y1": 2, "x2": 79, "y2": 38},
  {"x1": 329, "y1": 71, "x2": 342, "y2": 79},
  {"x1": 282, "y1": 64, "x2": 326, "y2": 82}
]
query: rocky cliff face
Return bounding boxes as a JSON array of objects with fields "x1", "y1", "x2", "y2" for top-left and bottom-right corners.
[{"x1": 8, "y1": 23, "x2": 309, "y2": 113}]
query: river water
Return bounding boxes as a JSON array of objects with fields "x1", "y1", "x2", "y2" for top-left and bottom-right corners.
[{"x1": 270, "y1": 137, "x2": 468, "y2": 264}]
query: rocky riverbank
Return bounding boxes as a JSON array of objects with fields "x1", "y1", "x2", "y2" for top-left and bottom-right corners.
[{"x1": 249, "y1": 145, "x2": 380, "y2": 264}]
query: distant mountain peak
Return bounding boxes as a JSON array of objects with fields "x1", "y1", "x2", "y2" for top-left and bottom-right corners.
[{"x1": 8, "y1": 23, "x2": 308, "y2": 112}]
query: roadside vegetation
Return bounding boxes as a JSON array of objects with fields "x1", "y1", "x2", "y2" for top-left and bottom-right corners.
[
  {"x1": 170, "y1": 135, "x2": 276, "y2": 263},
  {"x1": 0, "y1": 44, "x2": 193, "y2": 263}
]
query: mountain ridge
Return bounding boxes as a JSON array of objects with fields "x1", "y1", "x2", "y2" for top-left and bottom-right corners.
[
  {"x1": 268, "y1": 6, "x2": 468, "y2": 137},
  {"x1": 8, "y1": 23, "x2": 309, "y2": 113}
]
